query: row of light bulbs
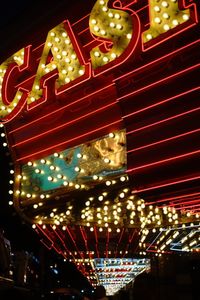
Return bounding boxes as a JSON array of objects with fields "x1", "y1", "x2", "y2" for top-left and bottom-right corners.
[{"x1": 1, "y1": 125, "x2": 199, "y2": 258}]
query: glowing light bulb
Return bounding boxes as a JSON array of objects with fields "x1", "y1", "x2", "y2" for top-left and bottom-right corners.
[{"x1": 154, "y1": 17, "x2": 161, "y2": 24}]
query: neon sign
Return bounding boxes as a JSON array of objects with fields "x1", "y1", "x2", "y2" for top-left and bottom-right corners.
[
  {"x1": 0, "y1": 0, "x2": 197, "y2": 122},
  {"x1": 0, "y1": 0, "x2": 199, "y2": 269}
]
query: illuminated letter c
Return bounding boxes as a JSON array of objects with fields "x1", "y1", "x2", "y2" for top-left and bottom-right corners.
[{"x1": 0, "y1": 46, "x2": 31, "y2": 123}]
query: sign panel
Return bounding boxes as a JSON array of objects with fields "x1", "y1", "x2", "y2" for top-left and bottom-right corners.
[{"x1": 0, "y1": 0, "x2": 199, "y2": 235}]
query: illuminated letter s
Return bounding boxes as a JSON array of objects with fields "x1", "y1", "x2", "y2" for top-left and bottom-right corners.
[{"x1": 89, "y1": 0, "x2": 140, "y2": 75}]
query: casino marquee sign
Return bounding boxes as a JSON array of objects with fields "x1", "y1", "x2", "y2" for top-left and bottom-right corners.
[{"x1": 0, "y1": 0, "x2": 199, "y2": 231}]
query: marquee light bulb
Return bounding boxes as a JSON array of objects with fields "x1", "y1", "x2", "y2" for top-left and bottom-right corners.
[
  {"x1": 154, "y1": 17, "x2": 161, "y2": 24},
  {"x1": 163, "y1": 24, "x2": 170, "y2": 31},
  {"x1": 102, "y1": 6, "x2": 108, "y2": 12}
]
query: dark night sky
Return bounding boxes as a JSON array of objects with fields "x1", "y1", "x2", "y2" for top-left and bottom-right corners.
[{"x1": 0, "y1": 0, "x2": 94, "y2": 61}]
